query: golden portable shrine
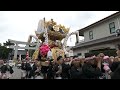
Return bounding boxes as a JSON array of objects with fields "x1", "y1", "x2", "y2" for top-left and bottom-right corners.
[{"x1": 31, "y1": 18, "x2": 70, "y2": 64}]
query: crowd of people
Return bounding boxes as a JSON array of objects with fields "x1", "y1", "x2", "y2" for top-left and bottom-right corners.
[
  {"x1": 0, "y1": 60, "x2": 14, "y2": 79},
  {"x1": 1, "y1": 44, "x2": 120, "y2": 79},
  {"x1": 19, "y1": 44, "x2": 120, "y2": 79}
]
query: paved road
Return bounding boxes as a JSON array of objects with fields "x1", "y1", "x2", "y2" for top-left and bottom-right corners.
[
  {"x1": 10, "y1": 67, "x2": 21, "y2": 79},
  {"x1": 9, "y1": 67, "x2": 43, "y2": 79}
]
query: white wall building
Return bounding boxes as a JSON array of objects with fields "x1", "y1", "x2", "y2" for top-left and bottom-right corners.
[{"x1": 72, "y1": 11, "x2": 120, "y2": 57}]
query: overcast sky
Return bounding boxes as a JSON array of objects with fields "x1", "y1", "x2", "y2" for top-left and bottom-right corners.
[{"x1": 0, "y1": 11, "x2": 118, "y2": 46}]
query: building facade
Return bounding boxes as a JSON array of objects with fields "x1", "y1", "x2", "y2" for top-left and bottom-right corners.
[
  {"x1": 8, "y1": 50, "x2": 27, "y2": 60},
  {"x1": 72, "y1": 11, "x2": 120, "y2": 57}
]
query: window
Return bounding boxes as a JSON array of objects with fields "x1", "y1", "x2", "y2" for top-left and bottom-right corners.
[
  {"x1": 89, "y1": 31, "x2": 93, "y2": 40},
  {"x1": 109, "y1": 22, "x2": 115, "y2": 34},
  {"x1": 77, "y1": 53, "x2": 81, "y2": 56}
]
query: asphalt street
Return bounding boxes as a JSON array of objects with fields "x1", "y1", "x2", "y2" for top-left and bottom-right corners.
[
  {"x1": 9, "y1": 67, "x2": 21, "y2": 79},
  {"x1": 9, "y1": 67, "x2": 43, "y2": 79}
]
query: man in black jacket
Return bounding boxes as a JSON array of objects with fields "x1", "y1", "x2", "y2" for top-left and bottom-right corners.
[
  {"x1": 0, "y1": 62, "x2": 14, "y2": 79},
  {"x1": 0, "y1": 63, "x2": 8, "y2": 79},
  {"x1": 21, "y1": 60, "x2": 26, "y2": 79},
  {"x1": 70, "y1": 60, "x2": 83, "y2": 79},
  {"x1": 55, "y1": 56, "x2": 63, "y2": 79},
  {"x1": 61, "y1": 62, "x2": 71, "y2": 79},
  {"x1": 25, "y1": 60, "x2": 32, "y2": 79},
  {"x1": 111, "y1": 63, "x2": 120, "y2": 79},
  {"x1": 82, "y1": 57, "x2": 102, "y2": 79},
  {"x1": 47, "y1": 59, "x2": 55, "y2": 79},
  {"x1": 55, "y1": 56, "x2": 71, "y2": 79},
  {"x1": 29, "y1": 61, "x2": 38, "y2": 79},
  {"x1": 110, "y1": 44, "x2": 120, "y2": 79}
]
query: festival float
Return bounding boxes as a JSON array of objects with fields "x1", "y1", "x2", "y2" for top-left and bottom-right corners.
[
  {"x1": 29, "y1": 18, "x2": 69, "y2": 64},
  {"x1": 28, "y1": 18, "x2": 79, "y2": 66}
]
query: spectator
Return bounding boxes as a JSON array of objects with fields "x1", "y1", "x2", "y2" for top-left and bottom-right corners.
[
  {"x1": 21, "y1": 60, "x2": 26, "y2": 79},
  {"x1": 82, "y1": 57, "x2": 102, "y2": 79},
  {"x1": 70, "y1": 60, "x2": 83, "y2": 79},
  {"x1": 25, "y1": 60, "x2": 32, "y2": 79}
]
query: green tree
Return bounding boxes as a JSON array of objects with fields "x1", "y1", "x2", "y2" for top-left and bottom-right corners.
[
  {"x1": 0, "y1": 45, "x2": 10, "y2": 59},
  {"x1": 3, "y1": 41, "x2": 15, "y2": 47},
  {"x1": 0, "y1": 43, "x2": 2, "y2": 46},
  {"x1": 0, "y1": 41, "x2": 14, "y2": 59}
]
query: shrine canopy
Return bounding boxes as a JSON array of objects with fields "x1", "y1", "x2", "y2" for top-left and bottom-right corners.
[{"x1": 35, "y1": 18, "x2": 70, "y2": 41}]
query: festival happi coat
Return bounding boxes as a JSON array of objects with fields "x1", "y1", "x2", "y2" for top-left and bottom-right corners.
[{"x1": 32, "y1": 18, "x2": 70, "y2": 62}]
